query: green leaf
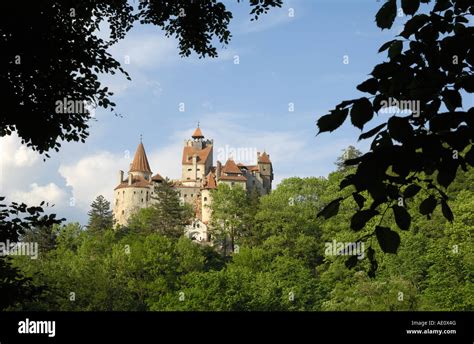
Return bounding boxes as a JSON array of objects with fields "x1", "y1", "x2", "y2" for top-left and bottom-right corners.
[
  {"x1": 356, "y1": 78, "x2": 379, "y2": 95},
  {"x1": 400, "y1": 14, "x2": 430, "y2": 38},
  {"x1": 464, "y1": 145, "x2": 474, "y2": 167},
  {"x1": 350, "y1": 98, "x2": 374, "y2": 130},
  {"x1": 358, "y1": 123, "x2": 387, "y2": 141},
  {"x1": 392, "y1": 205, "x2": 411, "y2": 230},
  {"x1": 388, "y1": 40, "x2": 403, "y2": 59},
  {"x1": 404, "y1": 184, "x2": 421, "y2": 198},
  {"x1": 388, "y1": 116, "x2": 413, "y2": 143},
  {"x1": 375, "y1": 226, "x2": 400, "y2": 253},
  {"x1": 371, "y1": 62, "x2": 397, "y2": 78},
  {"x1": 441, "y1": 199, "x2": 454, "y2": 222},
  {"x1": 460, "y1": 75, "x2": 474, "y2": 92},
  {"x1": 437, "y1": 161, "x2": 458, "y2": 188},
  {"x1": 401, "y1": 0, "x2": 420, "y2": 15},
  {"x1": 442, "y1": 89, "x2": 462, "y2": 111},
  {"x1": 350, "y1": 209, "x2": 379, "y2": 231},
  {"x1": 345, "y1": 255, "x2": 359, "y2": 269},
  {"x1": 419, "y1": 195, "x2": 437, "y2": 216},
  {"x1": 378, "y1": 39, "x2": 397, "y2": 53},
  {"x1": 317, "y1": 108, "x2": 349, "y2": 134},
  {"x1": 375, "y1": 0, "x2": 397, "y2": 29},
  {"x1": 317, "y1": 197, "x2": 343, "y2": 219},
  {"x1": 434, "y1": 0, "x2": 451, "y2": 12},
  {"x1": 352, "y1": 192, "x2": 366, "y2": 209}
]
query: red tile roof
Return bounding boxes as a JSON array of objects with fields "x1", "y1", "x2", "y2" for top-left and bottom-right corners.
[
  {"x1": 204, "y1": 172, "x2": 217, "y2": 189},
  {"x1": 130, "y1": 142, "x2": 152, "y2": 173},
  {"x1": 221, "y1": 159, "x2": 242, "y2": 174},
  {"x1": 219, "y1": 175, "x2": 247, "y2": 182},
  {"x1": 192, "y1": 127, "x2": 204, "y2": 138},
  {"x1": 182, "y1": 145, "x2": 212, "y2": 165},
  {"x1": 114, "y1": 175, "x2": 151, "y2": 190},
  {"x1": 258, "y1": 151, "x2": 271, "y2": 164},
  {"x1": 152, "y1": 173, "x2": 164, "y2": 182}
]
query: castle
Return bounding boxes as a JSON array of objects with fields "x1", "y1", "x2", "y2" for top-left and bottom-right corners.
[{"x1": 113, "y1": 126, "x2": 273, "y2": 242}]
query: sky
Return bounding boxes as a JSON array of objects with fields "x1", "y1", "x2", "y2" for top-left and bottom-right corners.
[{"x1": 2, "y1": 0, "x2": 469, "y2": 225}]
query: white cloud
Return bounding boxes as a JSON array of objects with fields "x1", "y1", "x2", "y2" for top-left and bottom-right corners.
[
  {"x1": 108, "y1": 32, "x2": 178, "y2": 70},
  {"x1": 58, "y1": 151, "x2": 128, "y2": 210},
  {"x1": 0, "y1": 134, "x2": 39, "y2": 168},
  {"x1": 0, "y1": 134, "x2": 42, "y2": 192},
  {"x1": 11, "y1": 182, "x2": 67, "y2": 206}
]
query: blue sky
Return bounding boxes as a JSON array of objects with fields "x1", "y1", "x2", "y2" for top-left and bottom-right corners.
[{"x1": 2, "y1": 0, "x2": 468, "y2": 224}]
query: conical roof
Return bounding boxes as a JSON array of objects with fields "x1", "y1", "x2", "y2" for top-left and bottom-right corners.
[
  {"x1": 192, "y1": 126, "x2": 204, "y2": 138},
  {"x1": 222, "y1": 159, "x2": 242, "y2": 174},
  {"x1": 129, "y1": 142, "x2": 152, "y2": 173}
]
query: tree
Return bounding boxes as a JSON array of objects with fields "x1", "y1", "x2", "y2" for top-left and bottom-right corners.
[
  {"x1": 316, "y1": 0, "x2": 474, "y2": 267},
  {"x1": 20, "y1": 224, "x2": 60, "y2": 255},
  {"x1": 128, "y1": 181, "x2": 193, "y2": 238},
  {"x1": 0, "y1": 198, "x2": 64, "y2": 310},
  {"x1": 335, "y1": 146, "x2": 362, "y2": 171},
  {"x1": 0, "y1": 0, "x2": 282, "y2": 155},
  {"x1": 87, "y1": 195, "x2": 113, "y2": 232},
  {"x1": 209, "y1": 183, "x2": 250, "y2": 255}
]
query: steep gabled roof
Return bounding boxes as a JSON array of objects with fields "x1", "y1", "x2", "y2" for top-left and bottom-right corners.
[
  {"x1": 152, "y1": 173, "x2": 165, "y2": 182},
  {"x1": 114, "y1": 175, "x2": 151, "y2": 190},
  {"x1": 204, "y1": 172, "x2": 217, "y2": 189},
  {"x1": 130, "y1": 142, "x2": 152, "y2": 173},
  {"x1": 258, "y1": 151, "x2": 271, "y2": 164},
  {"x1": 182, "y1": 145, "x2": 212, "y2": 165},
  {"x1": 221, "y1": 159, "x2": 242, "y2": 174}
]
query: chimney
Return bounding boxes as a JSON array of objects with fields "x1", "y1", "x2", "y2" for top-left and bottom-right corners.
[
  {"x1": 216, "y1": 161, "x2": 222, "y2": 179},
  {"x1": 118, "y1": 170, "x2": 124, "y2": 184},
  {"x1": 128, "y1": 173, "x2": 132, "y2": 186}
]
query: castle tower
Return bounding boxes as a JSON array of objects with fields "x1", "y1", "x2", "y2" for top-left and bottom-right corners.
[
  {"x1": 182, "y1": 125, "x2": 213, "y2": 184},
  {"x1": 129, "y1": 141, "x2": 152, "y2": 181},
  {"x1": 257, "y1": 151, "x2": 273, "y2": 194},
  {"x1": 113, "y1": 140, "x2": 154, "y2": 226}
]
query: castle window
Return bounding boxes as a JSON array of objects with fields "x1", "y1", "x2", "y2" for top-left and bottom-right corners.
[
  {"x1": 184, "y1": 194, "x2": 187, "y2": 198},
  {"x1": 141, "y1": 198, "x2": 144, "y2": 202},
  {"x1": 187, "y1": 177, "x2": 190, "y2": 180},
  {"x1": 191, "y1": 194, "x2": 193, "y2": 197},
  {"x1": 188, "y1": 168, "x2": 192, "y2": 171},
  {"x1": 204, "y1": 197, "x2": 207, "y2": 202},
  {"x1": 134, "y1": 191, "x2": 136, "y2": 194},
  {"x1": 122, "y1": 210, "x2": 124, "y2": 215}
]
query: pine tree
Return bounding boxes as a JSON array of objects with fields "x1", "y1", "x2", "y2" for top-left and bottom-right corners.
[
  {"x1": 128, "y1": 180, "x2": 193, "y2": 238},
  {"x1": 87, "y1": 195, "x2": 113, "y2": 232},
  {"x1": 150, "y1": 181, "x2": 193, "y2": 238},
  {"x1": 335, "y1": 145, "x2": 362, "y2": 171}
]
